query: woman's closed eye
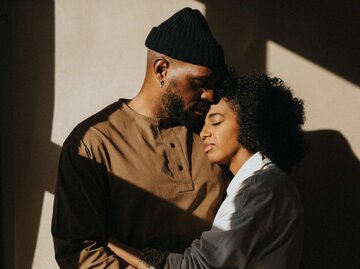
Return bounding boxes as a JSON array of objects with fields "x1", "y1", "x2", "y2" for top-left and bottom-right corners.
[{"x1": 211, "y1": 121, "x2": 222, "y2": 126}]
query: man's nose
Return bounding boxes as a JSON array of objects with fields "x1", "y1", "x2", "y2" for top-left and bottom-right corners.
[{"x1": 200, "y1": 88, "x2": 215, "y2": 103}]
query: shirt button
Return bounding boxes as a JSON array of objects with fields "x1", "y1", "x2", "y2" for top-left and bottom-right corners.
[
  {"x1": 178, "y1": 165, "x2": 183, "y2": 171},
  {"x1": 170, "y1": 143, "x2": 175, "y2": 148}
]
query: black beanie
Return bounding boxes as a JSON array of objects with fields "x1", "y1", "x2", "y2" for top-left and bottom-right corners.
[{"x1": 145, "y1": 7, "x2": 225, "y2": 68}]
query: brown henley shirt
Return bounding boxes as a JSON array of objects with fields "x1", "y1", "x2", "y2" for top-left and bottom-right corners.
[{"x1": 52, "y1": 99, "x2": 227, "y2": 268}]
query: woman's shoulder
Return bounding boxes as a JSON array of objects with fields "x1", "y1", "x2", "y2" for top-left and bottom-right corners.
[
  {"x1": 249, "y1": 165, "x2": 296, "y2": 192},
  {"x1": 235, "y1": 165, "x2": 302, "y2": 213}
]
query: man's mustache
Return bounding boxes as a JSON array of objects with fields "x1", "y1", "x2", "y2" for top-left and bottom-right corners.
[{"x1": 193, "y1": 101, "x2": 210, "y2": 111}]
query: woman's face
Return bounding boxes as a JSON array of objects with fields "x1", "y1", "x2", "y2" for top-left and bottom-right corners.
[{"x1": 200, "y1": 98, "x2": 241, "y2": 166}]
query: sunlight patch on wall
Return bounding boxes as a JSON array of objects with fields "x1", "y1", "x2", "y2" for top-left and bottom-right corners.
[
  {"x1": 266, "y1": 40, "x2": 360, "y2": 158},
  {"x1": 32, "y1": 191, "x2": 58, "y2": 269},
  {"x1": 51, "y1": 0, "x2": 205, "y2": 147}
]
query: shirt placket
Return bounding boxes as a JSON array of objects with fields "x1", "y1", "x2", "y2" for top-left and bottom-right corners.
[{"x1": 160, "y1": 127, "x2": 194, "y2": 192}]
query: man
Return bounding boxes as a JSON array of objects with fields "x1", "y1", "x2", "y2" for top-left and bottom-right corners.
[{"x1": 52, "y1": 7, "x2": 228, "y2": 268}]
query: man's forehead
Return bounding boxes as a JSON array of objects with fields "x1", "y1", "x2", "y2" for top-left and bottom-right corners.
[
  {"x1": 192, "y1": 65, "x2": 225, "y2": 82},
  {"x1": 186, "y1": 65, "x2": 219, "y2": 80},
  {"x1": 171, "y1": 57, "x2": 215, "y2": 73}
]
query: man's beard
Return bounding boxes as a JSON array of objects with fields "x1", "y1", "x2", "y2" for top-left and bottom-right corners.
[{"x1": 161, "y1": 81, "x2": 206, "y2": 132}]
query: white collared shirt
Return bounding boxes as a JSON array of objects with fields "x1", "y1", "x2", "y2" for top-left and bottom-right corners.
[{"x1": 212, "y1": 152, "x2": 273, "y2": 231}]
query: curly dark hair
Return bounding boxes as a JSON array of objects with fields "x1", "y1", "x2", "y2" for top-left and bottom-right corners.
[{"x1": 221, "y1": 71, "x2": 307, "y2": 173}]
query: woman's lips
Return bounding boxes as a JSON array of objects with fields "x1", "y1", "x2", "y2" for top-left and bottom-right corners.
[{"x1": 203, "y1": 143, "x2": 215, "y2": 153}]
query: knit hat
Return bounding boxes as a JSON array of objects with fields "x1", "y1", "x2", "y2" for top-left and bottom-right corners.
[{"x1": 145, "y1": 7, "x2": 225, "y2": 68}]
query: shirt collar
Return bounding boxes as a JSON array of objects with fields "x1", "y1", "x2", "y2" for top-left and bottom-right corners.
[
  {"x1": 120, "y1": 98, "x2": 179, "y2": 128},
  {"x1": 226, "y1": 152, "x2": 272, "y2": 196}
]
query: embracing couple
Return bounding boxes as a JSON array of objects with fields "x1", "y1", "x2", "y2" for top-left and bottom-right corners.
[{"x1": 52, "y1": 7, "x2": 307, "y2": 269}]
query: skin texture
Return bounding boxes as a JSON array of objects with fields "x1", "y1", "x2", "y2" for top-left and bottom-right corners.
[
  {"x1": 200, "y1": 98, "x2": 253, "y2": 175},
  {"x1": 127, "y1": 49, "x2": 221, "y2": 127}
]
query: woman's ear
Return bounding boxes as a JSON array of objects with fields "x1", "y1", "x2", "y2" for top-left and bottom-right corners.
[{"x1": 154, "y1": 58, "x2": 169, "y2": 83}]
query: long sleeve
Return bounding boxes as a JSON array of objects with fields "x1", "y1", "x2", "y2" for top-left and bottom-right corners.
[
  {"x1": 51, "y1": 134, "x2": 127, "y2": 268},
  {"x1": 51, "y1": 100, "x2": 226, "y2": 268},
  {"x1": 164, "y1": 169, "x2": 304, "y2": 269}
]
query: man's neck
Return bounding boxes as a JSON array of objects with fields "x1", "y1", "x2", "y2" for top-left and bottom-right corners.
[{"x1": 127, "y1": 87, "x2": 167, "y2": 119}]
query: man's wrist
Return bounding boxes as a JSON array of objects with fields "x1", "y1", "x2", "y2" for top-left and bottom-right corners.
[{"x1": 138, "y1": 247, "x2": 169, "y2": 269}]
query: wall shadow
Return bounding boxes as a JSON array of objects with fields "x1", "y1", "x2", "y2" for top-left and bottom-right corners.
[
  {"x1": 292, "y1": 130, "x2": 360, "y2": 269},
  {"x1": 201, "y1": 0, "x2": 359, "y2": 85},
  {"x1": 1, "y1": 2, "x2": 12, "y2": 269},
  {"x1": 8, "y1": 1, "x2": 360, "y2": 268},
  {"x1": 10, "y1": 1, "x2": 60, "y2": 268},
  {"x1": 200, "y1": 1, "x2": 360, "y2": 268}
]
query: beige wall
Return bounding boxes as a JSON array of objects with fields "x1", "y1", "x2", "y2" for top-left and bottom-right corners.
[
  {"x1": 52, "y1": 0, "x2": 206, "y2": 146},
  {"x1": 9, "y1": 1, "x2": 359, "y2": 269}
]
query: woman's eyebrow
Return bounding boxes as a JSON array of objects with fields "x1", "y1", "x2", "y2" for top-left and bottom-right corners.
[{"x1": 207, "y1": 112, "x2": 224, "y2": 119}]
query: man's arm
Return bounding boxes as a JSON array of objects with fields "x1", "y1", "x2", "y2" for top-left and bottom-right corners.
[
  {"x1": 51, "y1": 134, "x2": 128, "y2": 268},
  {"x1": 107, "y1": 238, "x2": 140, "y2": 268}
]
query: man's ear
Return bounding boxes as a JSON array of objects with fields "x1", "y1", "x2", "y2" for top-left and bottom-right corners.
[{"x1": 154, "y1": 58, "x2": 169, "y2": 82}]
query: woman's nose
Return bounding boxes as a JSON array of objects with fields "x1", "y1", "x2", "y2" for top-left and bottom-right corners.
[{"x1": 200, "y1": 126, "x2": 210, "y2": 140}]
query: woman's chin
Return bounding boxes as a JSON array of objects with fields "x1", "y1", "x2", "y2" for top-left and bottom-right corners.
[{"x1": 206, "y1": 154, "x2": 224, "y2": 166}]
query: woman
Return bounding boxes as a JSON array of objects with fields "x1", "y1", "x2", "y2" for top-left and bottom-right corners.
[{"x1": 108, "y1": 72, "x2": 307, "y2": 268}]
